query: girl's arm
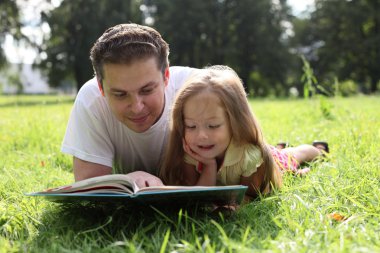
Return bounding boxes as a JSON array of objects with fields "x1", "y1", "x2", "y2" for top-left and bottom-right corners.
[
  {"x1": 195, "y1": 160, "x2": 217, "y2": 186},
  {"x1": 240, "y1": 163, "x2": 266, "y2": 198},
  {"x1": 182, "y1": 162, "x2": 217, "y2": 186},
  {"x1": 182, "y1": 139, "x2": 218, "y2": 186},
  {"x1": 182, "y1": 163, "x2": 199, "y2": 186}
]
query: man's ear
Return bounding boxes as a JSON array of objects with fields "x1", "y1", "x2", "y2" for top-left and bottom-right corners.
[
  {"x1": 97, "y1": 79, "x2": 105, "y2": 96},
  {"x1": 164, "y1": 67, "x2": 170, "y2": 87}
]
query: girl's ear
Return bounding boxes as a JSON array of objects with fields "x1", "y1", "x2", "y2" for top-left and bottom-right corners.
[
  {"x1": 164, "y1": 67, "x2": 170, "y2": 87},
  {"x1": 97, "y1": 79, "x2": 105, "y2": 96}
]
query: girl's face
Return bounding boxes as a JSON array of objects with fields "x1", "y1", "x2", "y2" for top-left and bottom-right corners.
[{"x1": 183, "y1": 91, "x2": 232, "y2": 160}]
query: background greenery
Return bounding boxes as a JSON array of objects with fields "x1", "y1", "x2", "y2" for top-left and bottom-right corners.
[
  {"x1": 1, "y1": 0, "x2": 379, "y2": 96},
  {"x1": 1, "y1": 95, "x2": 379, "y2": 252},
  {"x1": 1, "y1": 0, "x2": 379, "y2": 251}
]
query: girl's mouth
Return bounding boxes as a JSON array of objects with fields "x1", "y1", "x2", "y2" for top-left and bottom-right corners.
[{"x1": 198, "y1": 145, "x2": 214, "y2": 150}]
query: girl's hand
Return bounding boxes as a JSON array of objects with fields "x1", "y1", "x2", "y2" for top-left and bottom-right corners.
[
  {"x1": 182, "y1": 138, "x2": 216, "y2": 167},
  {"x1": 183, "y1": 138, "x2": 217, "y2": 186}
]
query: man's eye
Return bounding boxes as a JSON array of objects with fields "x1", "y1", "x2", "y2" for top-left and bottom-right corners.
[
  {"x1": 141, "y1": 85, "x2": 157, "y2": 94},
  {"x1": 113, "y1": 92, "x2": 126, "y2": 98},
  {"x1": 141, "y1": 88, "x2": 154, "y2": 94}
]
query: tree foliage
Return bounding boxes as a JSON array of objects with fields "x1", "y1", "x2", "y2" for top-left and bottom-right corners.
[
  {"x1": 38, "y1": 0, "x2": 142, "y2": 90},
  {"x1": 0, "y1": 0, "x2": 22, "y2": 68},
  {"x1": 292, "y1": 0, "x2": 380, "y2": 94},
  {"x1": 153, "y1": 0, "x2": 294, "y2": 96},
  {"x1": 3, "y1": 0, "x2": 378, "y2": 95}
]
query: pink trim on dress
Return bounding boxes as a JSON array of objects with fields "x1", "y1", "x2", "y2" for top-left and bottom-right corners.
[{"x1": 269, "y1": 146, "x2": 299, "y2": 172}]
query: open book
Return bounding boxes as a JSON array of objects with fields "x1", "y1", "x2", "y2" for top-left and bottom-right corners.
[{"x1": 27, "y1": 174, "x2": 248, "y2": 206}]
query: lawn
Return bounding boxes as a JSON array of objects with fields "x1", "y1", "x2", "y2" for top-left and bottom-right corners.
[{"x1": 1, "y1": 95, "x2": 379, "y2": 252}]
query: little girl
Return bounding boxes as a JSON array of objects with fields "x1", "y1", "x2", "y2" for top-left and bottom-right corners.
[{"x1": 160, "y1": 65, "x2": 327, "y2": 198}]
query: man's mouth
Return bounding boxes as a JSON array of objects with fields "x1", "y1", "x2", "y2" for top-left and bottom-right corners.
[{"x1": 128, "y1": 114, "x2": 149, "y2": 124}]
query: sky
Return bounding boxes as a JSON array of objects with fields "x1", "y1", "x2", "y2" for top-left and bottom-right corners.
[
  {"x1": 288, "y1": 0, "x2": 314, "y2": 15},
  {"x1": 3, "y1": 0, "x2": 315, "y2": 65}
]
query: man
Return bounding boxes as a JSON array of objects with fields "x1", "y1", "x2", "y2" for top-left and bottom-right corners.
[{"x1": 61, "y1": 23, "x2": 194, "y2": 186}]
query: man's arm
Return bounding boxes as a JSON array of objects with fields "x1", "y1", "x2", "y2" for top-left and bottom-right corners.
[
  {"x1": 73, "y1": 157, "x2": 112, "y2": 181},
  {"x1": 73, "y1": 157, "x2": 164, "y2": 187}
]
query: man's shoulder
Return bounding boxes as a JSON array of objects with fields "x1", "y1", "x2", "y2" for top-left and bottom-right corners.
[
  {"x1": 75, "y1": 77, "x2": 103, "y2": 102},
  {"x1": 168, "y1": 66, "x2": 196, "y2": 89},
  {"x1": 74, "y1": 77, "x2": 106, "y2": 111},
  {"x1": 169, "y1": 66, "x2": 196, "y2": 76},
  {"x1": 169, "y1": 66, "x2": 190, "y2": 71},
  {"x1": 77, "y1": 77, "x2": 99, "y2": 95}
]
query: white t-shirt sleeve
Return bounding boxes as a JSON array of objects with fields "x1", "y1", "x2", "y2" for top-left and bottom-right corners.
[{"x1": 61, "y1": 80, "x2": 114, "y2": 167}]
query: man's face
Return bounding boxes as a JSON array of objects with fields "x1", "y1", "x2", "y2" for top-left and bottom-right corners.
[{"x1": 102, "y1": 57, "x2": 169, "y2": 133}]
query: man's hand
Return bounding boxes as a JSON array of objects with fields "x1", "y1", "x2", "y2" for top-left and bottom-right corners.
[
  {"x1": 73, "y1": 158, "x2": 164, "y2": 188},
  {"x1": 127, "y1": 171, "x2": 164, "y2": 188}
]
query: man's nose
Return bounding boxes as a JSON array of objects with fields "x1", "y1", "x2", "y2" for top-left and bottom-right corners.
[{"x1": 129, "y1": 95, "x2": 144, "y2": 113}]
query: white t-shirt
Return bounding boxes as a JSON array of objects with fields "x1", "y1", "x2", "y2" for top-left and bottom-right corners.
[{"x1": 61, "y1": 66, "x2": 194, "y2": 175}]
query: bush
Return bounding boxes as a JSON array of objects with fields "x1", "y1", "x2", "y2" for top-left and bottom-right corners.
[{"x1": 337, "y1": 80, "x2": 358, "y2": 97}]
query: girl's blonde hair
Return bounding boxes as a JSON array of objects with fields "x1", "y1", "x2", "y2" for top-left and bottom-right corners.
[{"x1": 160, "y1": 65, "x2": 282, "y2": 194}]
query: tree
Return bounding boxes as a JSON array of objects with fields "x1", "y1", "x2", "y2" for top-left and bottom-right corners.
[
  {"x1": 153, "y1": 0, "x2": 293, "y2": 96},
  {"x1": 153, "y1": 0, "x2": 226, "y2": 67},
  {"x1": 0, "y1": 0, "x2": 22, "y2": 68},
  {"x1": 303, "y1": 0, "x2": 380, "y2": 93},
  {"x1": 38, "y1": 0, "x2": 142, "y2": 91},
  {"x1": 225, "y1": 0, "x2": 293, "y2": 96}
]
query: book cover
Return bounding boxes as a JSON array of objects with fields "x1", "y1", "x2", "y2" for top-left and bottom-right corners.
[{"x1": 26, "y1": 174, "x2": 248, "y2": 206}]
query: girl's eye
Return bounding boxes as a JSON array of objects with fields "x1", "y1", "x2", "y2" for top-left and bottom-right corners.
[
  {"x1": 208, "y1": 124, "x2": 220, "y2": 129},
  {"x1": 185, "y1": 125, "x2": 196, "y2": 129}
]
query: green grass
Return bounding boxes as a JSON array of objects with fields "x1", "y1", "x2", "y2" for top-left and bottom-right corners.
[{"x1": 1, "y1": 95, "x2": 379, "y2": 252}]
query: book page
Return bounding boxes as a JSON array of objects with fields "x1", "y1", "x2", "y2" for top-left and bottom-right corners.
[{"x1": 43, "y1": 174, "x2": 136, "y2": 194}]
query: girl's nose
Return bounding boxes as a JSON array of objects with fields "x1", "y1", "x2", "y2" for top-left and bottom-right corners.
[{"x1": 197, "y1": 128, "x2": 208, "y2": 140}]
